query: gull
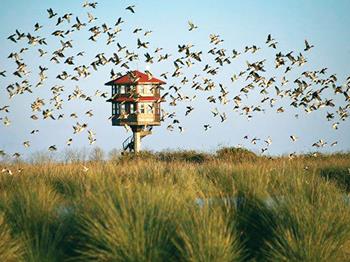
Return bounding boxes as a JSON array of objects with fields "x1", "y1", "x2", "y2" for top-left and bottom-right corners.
[
  {"x1": 144, "y1": 30, "x2": 152, "y2": 36},
  {"x1": 330, "y1": 141, "x2": 338, "y2": 147},
  {"x1": 269, "y1": 40, "x2": 278, "y2": 49},
  {"x1": 3, "y1": 116, "x2": 11, "y2": 126},
  {"x1": 0, "y1": 70, "x2": 6, "y2": 77},
  {"x1": 290, "y1": 135, "x2": 298, "y2": 142},
  {"x1": 133, "y1": 28, "x2": 142, "y2": 34},
  {"x1": 126, "y1": 5, "x2": 136, "y2": 13},
  {"x1": 30, "y1": 115, "x2": 39, "y2": 120},
  {"x1": 88, "y1": 130, "x2": 96, "y2": 145},
  {"x1": 115, "y1": 17, "x2": 124, "y2": 26},
  {"x1": 204, "y1": 124, "x2": 211, "y2": 131},
  {"x1": 266, "y1": 34, "x2": 275, "y2": 44},
  {"x1": 0, "y1": 105, "x2": 9, "y2": 113},
  {"x1": 7, "y1": 34, "x2": 17, "y2": 43},
  {"x1": 188, "y1": 21, "x2": 198, "y2": 31},
  {"x1": 43, "y1": 109, "x2": 55, "y2": 120},
  {"x1": 56, "y1": 17, "x2": 64, "y2": 26},
  {"x1": 251, "y1": 137, "x2": 260, "y2": 145},
  {"x1": 67, "y1": 138, "x2": 73, "y2": 146},
  {"x1": 220, "y1": 112, "x2": 227, "y2": 122},
  {"x1": 48, "y1": 145, "x2": 57, "y2": 151},
  {"x1": 13, "y1": 152, "x2": 21, "y2": 158},
  {"x1": 144, "y1": 53, "x2": 154, "y2": 63},
  {"x1": 73, "y1": 122, "x2": 88, "y2": 134},
  {"x1": 276, "y1": 107, "x2": 284, "y2": 113},
  {"x1": 332, "y1": 122, "x2": 339, "y2": 130},
  {"x1": 62, "y1": 13, "x2": 73, "y2": 23},
  {"x1": 144, "y1": 70, "x2": 153, "y2": 80},
  {"x1": 85, "y1": 110, "x2": 94, "y2": 117},
  {"x1": 52, "y1": 30, "x2": 65, "y2": 38},
  {"x1": 319, "y1": 68, "x2": 328, "y2": 74},
  {"x1": 124, "y1": 124, "x2": 131, "y2": 132},
  {"x1": 264, "y1": 137, "x2": 272, "y2": 146},
  {"x1": 87, "y1": 12, "x2": 97, "y2": 23},
  {"x1": 1, "y1": 168, "x2": 13, "y2": 175},
  {"x1": 30, "y1": 129, "x2": 39, "y2": 134},
  {"x1": 38, "y1": 49, "x2": 47, "y2": 57},
  {"x1": 82, "y1": 165, "x2": 89, "y2": 172},
  {"x1": 185, "y1": 106, "x2": 194, "y2": 116},
  {"x1": 178, "y1": 126, "x2": 185, "y2": 133},
  {"x1": 72, "y1": 17, "x2": 86, "y2": 31},
  {"x1": 34, "y1": 23, "x2": 43, "y2": 31},
  {"x1": 211, "y1": 108, "x2": 219, "y2": 117},
  {"x1": 312, "y1": 139, "x2": 327, "y2": 148},
  {"x1": 83, "y1": 1, "x2": 97, "y2": 8},
  {"x1": 304, "y1": 40, "x2": 314, "y2": 51},
  {"x1": 47, "y1": 8, "x2": 57, "y2": 19},
  {"x1": 137, "y1": 38, "x2": 149, "y2": 49}
]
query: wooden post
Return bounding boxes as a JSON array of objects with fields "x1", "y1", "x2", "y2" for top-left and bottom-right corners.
[{"x1": 133, "y1": 130, "x2": 141, "y2": 153}]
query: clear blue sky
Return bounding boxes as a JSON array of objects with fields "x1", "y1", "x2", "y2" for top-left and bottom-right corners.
[{"x1": 0, "y1": 0, "x2": 349, "y2": 159}]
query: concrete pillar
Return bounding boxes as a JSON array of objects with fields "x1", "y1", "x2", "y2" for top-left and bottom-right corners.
[{"x1": 133, "y1": 130, "x2": 141, "y2": 153}]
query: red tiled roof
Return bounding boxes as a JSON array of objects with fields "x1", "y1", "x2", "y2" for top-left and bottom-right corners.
[{"x1": 105, "y1": 70, "x2": 166, "y2": 85}]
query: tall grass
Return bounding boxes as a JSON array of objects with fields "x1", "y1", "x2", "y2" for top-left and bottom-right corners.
[
  {"x1": 175, "y1": 201, "x2": 245, "y2": 262},
  {"x1": 0, "y1": 148, "x2": 349, "y2": 261},
  {"x1": 75, "y1": 184, "x2": 185, "y2": 261},
  {"x1": 0, "y1": 181, "x2": 71, "y2": 261},
  {"x1": 0, "y1": 213, "x2": 24, "y2": 261}
]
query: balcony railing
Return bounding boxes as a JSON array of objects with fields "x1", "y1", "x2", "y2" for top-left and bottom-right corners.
[{"x1": 112, "y1": 113, "x2": 161, "y2": 126}]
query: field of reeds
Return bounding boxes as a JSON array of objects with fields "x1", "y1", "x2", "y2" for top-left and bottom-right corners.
[{"x1": 0, "y1": 147, "x2": 350, "y2": 261}]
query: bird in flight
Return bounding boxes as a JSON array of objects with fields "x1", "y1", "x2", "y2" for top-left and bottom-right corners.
[
  {"x1": 126, "y1": 5, "x2": 136, "y2": 13},
  {"x1": 188, "y1": 21, "x2": 198, "y2": 31},
  {"x1": 304, "y1": 40, "x2": 314, "y2": 51}
]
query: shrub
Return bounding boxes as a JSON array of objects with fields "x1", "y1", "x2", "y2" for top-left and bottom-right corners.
[
  {"x1": 0, "y1": 213, "x2": 24, "y2": 261},
  {"x1": 2, "y1": 183, "x2": 70, "y2": 262},
  {"x1": 75, "y1": 185, "x2": 182, "y2": 261},
  {"x1": 216, "y1": 147, "x2": 259, "y2": 163},
  {"x1": 175, "y1": 203, "x2": 245, "y2": 262},
  {"x1": 319, "y1": 166, "x2": 350, "y2": 192}
]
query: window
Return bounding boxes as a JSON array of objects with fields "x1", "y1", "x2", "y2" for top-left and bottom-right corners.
[
  {"x1": 130, "y1": 103, "x2": 135, "y2": 113},
  {"x1": 146, "y1": 103, "x2": 153, "y2": 114},
  {"x1": 116, "y1": 103, "x2": 120, "y2": 114},
  {"x1": 139, "y1": 85, "x2": 153, "y2": 96},
  {"x1": 120, "y1": 103, "x2": 126, "y2": 114},
  {"x1": 139, "y1": 103, "x2": 145, "y2": 113},
  {"x1": 119, "y1": 85, "x2": 125, "y2": 94},
  {"x1": 138, "y1": 102, "x2": 154, "y2": 114}
]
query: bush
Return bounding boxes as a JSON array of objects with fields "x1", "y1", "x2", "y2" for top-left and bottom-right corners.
[
  {"x1": 216, "y1": 147, "x2": 259, "y2": 163},
  {"x1": 175, "y1": 204, "x2": 245, "y2": 262},
  {"x1": 0, "y1": 213, "x2": 24, "y2": 261},
  {"x1": 157, "y1": 150, "x2": 211, "y2": 163},
  {"x1": 75, "y1": 185, "x2": 182, "y2": 261},
  {"x1": 319, "y1": 166, "x2": 350, "y2": 192},
  {"x1": 2, "y1": 183, "x2": 71, "y2": 262}
]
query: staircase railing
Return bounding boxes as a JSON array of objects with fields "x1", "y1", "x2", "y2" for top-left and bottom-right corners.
[{"x1": 122, "y1": 135, "x2": 134, "y2": 151}]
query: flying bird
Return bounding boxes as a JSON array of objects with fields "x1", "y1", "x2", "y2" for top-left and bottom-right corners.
[
  {"x1": 304, "y1": 40, "x2": 314, "y2": 51},
  {"x1": 188, "y1": 21, "x2": 198, "y2": 31},
  {"x1": 126, "y1": 5, "x2": 136, "y2": 13}
]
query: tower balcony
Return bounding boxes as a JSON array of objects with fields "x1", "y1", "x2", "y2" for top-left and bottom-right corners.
[{"x1": 111, "y1": 113, "x2": 161, "y2": 126}]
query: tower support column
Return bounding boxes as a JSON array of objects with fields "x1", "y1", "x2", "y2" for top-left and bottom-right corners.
[{"x1": 133, "y1": 129, "x2": 141, "y2": 153}]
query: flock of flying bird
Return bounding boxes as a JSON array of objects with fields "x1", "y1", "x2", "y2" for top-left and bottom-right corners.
[{"x1": 0, "y1": 0, "x2": 349, "y2": 162}]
